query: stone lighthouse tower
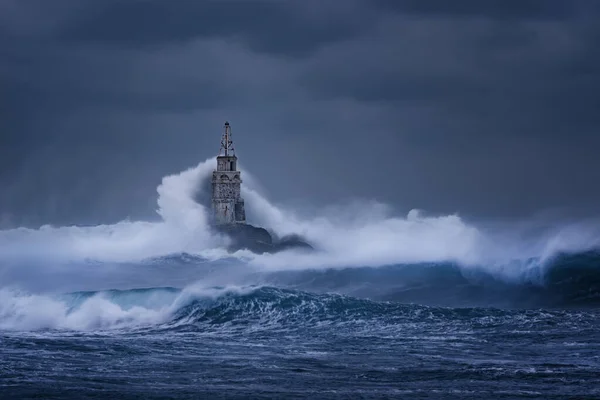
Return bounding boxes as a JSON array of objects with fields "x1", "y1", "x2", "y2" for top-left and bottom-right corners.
[{"x1": 211, "y1": 121, "x2": 246, "y2": 225}]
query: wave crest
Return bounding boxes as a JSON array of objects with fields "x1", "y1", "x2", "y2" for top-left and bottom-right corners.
[{"x1": 2, "y1": 253, "x2": 600, "y2": 333}]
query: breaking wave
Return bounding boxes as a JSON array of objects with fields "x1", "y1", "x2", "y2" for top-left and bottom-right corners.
[{"x1": 1, "y1": 262, "x2": 599, "y2": 333}]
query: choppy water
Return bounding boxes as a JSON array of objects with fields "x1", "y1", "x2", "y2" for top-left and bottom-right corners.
[
  {"x1": 2, "y1": 252, "x2": 600, "y2": 399},
  {"x1": 2, "y1": 159, "x2": 600, "y2": 398}
]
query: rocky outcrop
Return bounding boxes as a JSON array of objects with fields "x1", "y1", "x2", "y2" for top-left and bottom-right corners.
[{"x1": 214, "y1": 223, "x2": 313, "y2": 254}]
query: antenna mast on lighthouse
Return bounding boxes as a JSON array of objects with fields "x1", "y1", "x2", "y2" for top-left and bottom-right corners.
[{"x1": 219, "y1": 121, "x2": 235, "y2": 156}]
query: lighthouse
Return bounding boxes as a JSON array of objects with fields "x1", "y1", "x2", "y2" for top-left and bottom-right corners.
[
  {"x1": 211, "y1": 121, "x2": 246, "y2": 225},
  {"x1": 208, "y1": 121, "x2": 312, "y2": 253}
]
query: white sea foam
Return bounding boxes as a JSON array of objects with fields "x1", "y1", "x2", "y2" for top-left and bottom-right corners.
[
  {"x1": 0, "y1": 288, "x2": 168, "y2": 331},
  {"x1": 0, "y1": 158, "x2": 598, "y2": 278},
  {"x1": 0, "y1": 283, "x2": 256, "y2": 331}
]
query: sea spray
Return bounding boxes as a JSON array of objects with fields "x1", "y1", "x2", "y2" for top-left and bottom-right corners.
[{"x1": 0, "y1": 158, "x2": 599, "y2": 285}]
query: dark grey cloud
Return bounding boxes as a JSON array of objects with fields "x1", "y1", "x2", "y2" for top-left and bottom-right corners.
[
  {"x1": 301, "y1": 14, "x2": 600, "y2": 140},
  {"x1": 2, "y1": 0, "x2": 600, "y2": 228},
  {"x1": 373, "y1": 0, "x2": 587, "y2": 20},
  {"x1": 56, "y1": 0, "x2": 373, "y2": 57}
]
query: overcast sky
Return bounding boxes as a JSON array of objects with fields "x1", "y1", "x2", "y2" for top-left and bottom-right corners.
[{"x1": 2, "y1": 0, "x2": 600, "y2": 227}]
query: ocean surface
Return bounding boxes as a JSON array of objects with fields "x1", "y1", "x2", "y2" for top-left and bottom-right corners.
[
  {"x1": 2, "y1": 253, "x2": 599, "y2": 399},
  {"x1": 1, "y1": 159, "x2": 599, "y2": 399}
]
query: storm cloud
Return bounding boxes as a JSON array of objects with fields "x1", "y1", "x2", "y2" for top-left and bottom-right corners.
[{"x1": 2, "y1": 0, "x2": 600, "y2": 227}]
